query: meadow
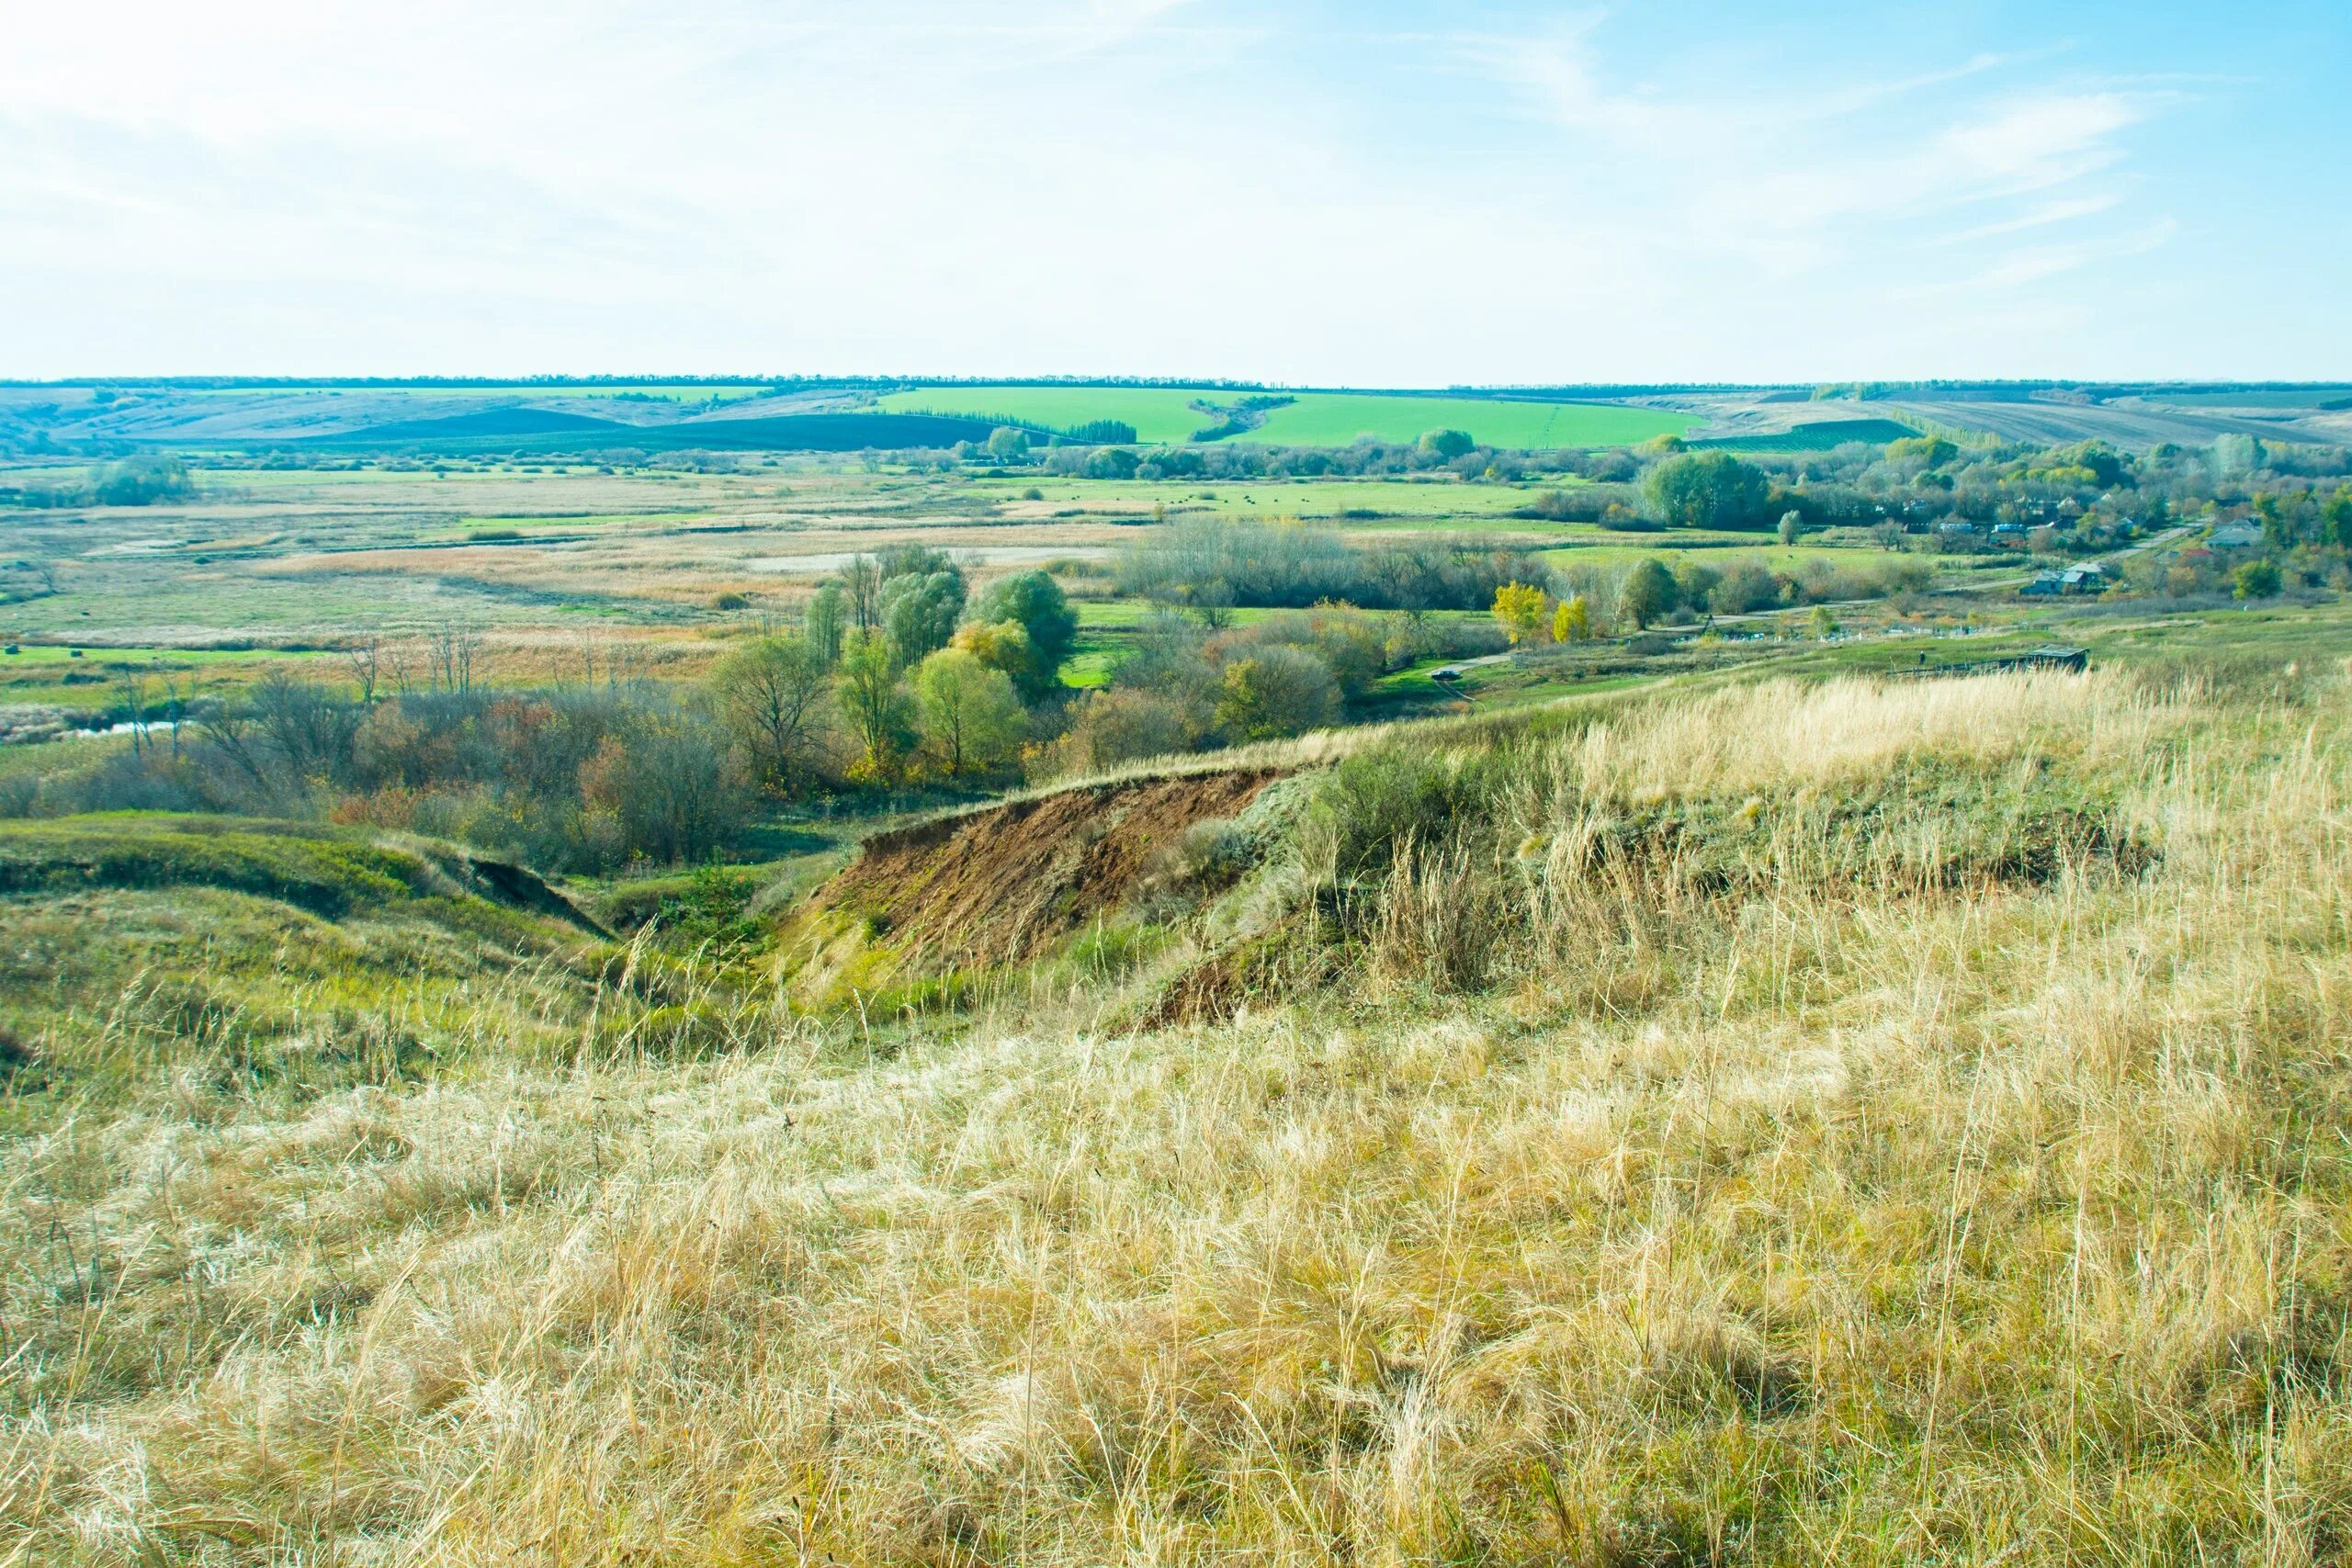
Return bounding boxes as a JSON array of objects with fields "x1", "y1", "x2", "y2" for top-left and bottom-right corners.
[{"x1": 0, "y1": 446, "x2": 2152, "y2": 740}]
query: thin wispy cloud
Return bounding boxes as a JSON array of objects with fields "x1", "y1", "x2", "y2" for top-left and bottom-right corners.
[
  {"x1": 1929, "y1": 196, "x2": 2124, "y2": 247},
  {"x1": 1891, "y1": 219, "x2": 2182, "y2": 299}
]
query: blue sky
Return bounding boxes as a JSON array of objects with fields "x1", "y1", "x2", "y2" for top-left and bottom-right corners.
[{"x1": 2, "y1": 0, "x2": 2345, "y2": 382}]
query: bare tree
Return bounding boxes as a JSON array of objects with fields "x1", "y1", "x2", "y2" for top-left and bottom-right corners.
[
  {"x1": 427, "y1": 623, "x2": 481, "y2": 694},
  {"x1": 116, "y1": 664, "x2": 148, "y2": 759},
  {"x1": 198, "y1": 706, "x2": 272, "y2": 787},
  {"x1": 251, "y1": 671, "x2": 364, "y2": 782},
  {"x1": 605, "y1": 642, "x2": 652, "y2": 691},
  {"x1": 344, "y1": 636, "x2": 385, "y2": 705},
  {"x1": 156, "y1": 671, "x2": 186, "y2": 761}
]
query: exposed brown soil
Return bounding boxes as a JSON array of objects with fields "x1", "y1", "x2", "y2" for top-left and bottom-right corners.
[{"x1": 805, "y1": 768, "x2": 1286, "y2": 974}]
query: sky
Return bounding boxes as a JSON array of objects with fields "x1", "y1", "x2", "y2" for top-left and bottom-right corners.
[{"x1": 2, "y1": 0, "x2": 2347, "y2": 383}]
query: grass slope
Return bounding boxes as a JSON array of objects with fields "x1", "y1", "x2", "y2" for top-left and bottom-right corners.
[
  {"x1": 6, "y1": 668, "x2": 2352, "y2": 1561},
  {"x1": 878, "y1": 386, "x2": 1217, "y2": 444},
  {"x1": 1687, "y1": 417, "x2": 1920, "y2": 450}
]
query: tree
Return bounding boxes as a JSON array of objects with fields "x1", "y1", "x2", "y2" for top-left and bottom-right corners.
[
  {"x1": 2324, "y1": 487, "x2": 2352, "y2": 550},
  {"x1": 880, "y1": 570, "x2": 967, "y2": 669},
  {"x1": 1085, "y1": 446, "x2": 1141, "y2": 480},
  {"x1": 1419, "y1": 428, "x2": 1475, "y2": 461},
  {"x1": 953, "y1": 617, "x2": 1033, "y2": 686},
  {"x1": 712, "y1": 634, "x2": 831, "y2": 793},
  {"x1": 426, "y1": 623, "x2": 481, "y2": 694},
  {"x1": 876, "y1": 544, "x2": 959, "y2": 582},
  {"x1": 2211, "y1": 434, "x2": 2262, "y2": 477},
  {"x1": 1810, "y1": 604, "x2": 1839, "y2": 639},
  {"x1": 343, "y1": 636, "x2": 385, "y2": 705},
  {"x1": 1670, "y1": 558, "x2": 1719, "y2": 616},
  {"x1": 577, "y1": 715, "x2": 743, "y2": 866},
  {"x1": 842, "y1": 555, "x2": 883, "y2": 636},
  {"x1": 1778, "y1": 511, "x2": 1803, "y2": 547},
  {"x1": 986, "y1": 426, "x2": 1031, "y2": 461},
  {"x1": 1046, "y1": 689, "x2": 1191, "y2": 775},
  {"x1": 1713, "y1": 560, "x2": 1783, "y2": 614},
  {"x1": 2232, "y1": 559, "x2": 2282, "y2": 601},
  {"x1": 968, "y1": 570, "x2": 1079, "y2": 697},
  {"x1": 836, "y1": 635, "x2": 916, "y2": 781},
  {"x1": 1886, "y1": 435, "x2": 1958, "y2": 467},
  {"x1": 1618, "y1": 558, "x2": 1677, "y2": 630},
  {"x1": 1491, "y1": 581, "x2": 1549, "y2": 644},
  {"x1": 912, "y1": 649, "x2": 1023, "y2": 777},
  {"x1": 804, "y1": 581, "x2": 846, "y2": 666},
  {"x1": 1214, "y1": 647, "x2": 1339, "y2": 740},
  {"x1": 1642, "y1": 452, "x2": 1770, "y2": 530},
  {"x1": 1554, "y1": 594, "x2": 1591, "y2": 643},
  {"x1": 87, "y1": 454, "x2": 196, "y2": 507}
]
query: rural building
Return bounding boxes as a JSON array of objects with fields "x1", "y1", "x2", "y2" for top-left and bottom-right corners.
[
  {"x1": 2210, "y1": 524, "x2": 2261, "y2": 549},
  {"x1": 2020, "y1": 570, "x2": 2064, "y2": 596},
  {"x1": 2060, "y1": 563, "x2": 2110, "y2": 594}
]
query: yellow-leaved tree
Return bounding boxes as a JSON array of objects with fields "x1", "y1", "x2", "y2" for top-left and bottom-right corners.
[
  {"x1": 1554, "y1": 593, "x2": 1591, "y2": 643},
  {"x1": 1491, "y1": 581, "x2": 1549, "y2": 644}
]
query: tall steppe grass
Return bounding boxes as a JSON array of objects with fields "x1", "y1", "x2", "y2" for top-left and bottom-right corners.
[{"x1": 6, "y1": 665, "x2": 2350, "y2": 1564}]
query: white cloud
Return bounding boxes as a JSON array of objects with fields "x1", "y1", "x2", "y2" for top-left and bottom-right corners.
[
  {"x1": 1937, "y1": 93, "x2": 2143, "y2": 183},
  {"x1": 0, "y1": 0, "x2": 2294, "y2": 380},
  {"x1": 1928, "y1": 196, "x2": 2123, "y2": 245}
]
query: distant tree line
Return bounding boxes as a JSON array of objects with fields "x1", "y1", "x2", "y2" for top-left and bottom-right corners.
[
  {"x1": 3, "y1": 455, "x2": 197, "y2": 508},
  {"x1": 1114, "y1": 518, "x2": 1553, "y2": 615}
]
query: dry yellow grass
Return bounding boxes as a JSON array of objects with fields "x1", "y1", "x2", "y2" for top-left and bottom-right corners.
[{"x1": 5, "y1": 667, "x2": 2350, "y2": 1563}]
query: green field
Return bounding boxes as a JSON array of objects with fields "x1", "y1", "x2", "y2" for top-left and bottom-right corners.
[
  {"x1": 1249, "y1": 394, "x2": 1689, "y2": 449},
  {"x1": 879, "y1": 386, "x2": 1693, "y2": 449}
]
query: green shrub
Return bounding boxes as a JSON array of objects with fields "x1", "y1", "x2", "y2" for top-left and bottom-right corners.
[{"x1": 1306, "y1": 748, "x2": 1505, "y2": 881}]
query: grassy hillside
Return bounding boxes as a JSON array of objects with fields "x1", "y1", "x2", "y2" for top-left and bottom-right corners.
[
  {"x1": 1687, "y1": 417, "x2": 1921, "y2": 451},
  {"x1": 877, "y1": 386, "x2": 1219, "y2": 444},
  {"x1": 6, "y1": 664, "x2": 2352, "y2": 1562}
]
